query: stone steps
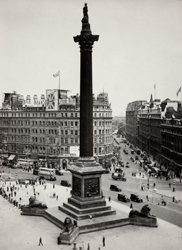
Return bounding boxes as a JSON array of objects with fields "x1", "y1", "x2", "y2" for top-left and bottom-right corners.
[
  {"x1": 59, "y1": 204, "x2": 116, "y2": 220},
  {"x1": 79, "y1": 217, "x2": 130, "y2": 234},
  {"x1": 62, "y1": 202, "x2": 113, "y2": 215}
]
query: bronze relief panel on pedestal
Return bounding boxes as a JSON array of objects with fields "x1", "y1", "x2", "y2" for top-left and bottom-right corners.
[{"x1": 84, "y1": 177, "x2": 100, "y2": 197}]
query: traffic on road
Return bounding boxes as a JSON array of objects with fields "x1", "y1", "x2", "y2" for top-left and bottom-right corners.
[{"x1": 1, "y1": 138, "x2": 182, "y2": 227}]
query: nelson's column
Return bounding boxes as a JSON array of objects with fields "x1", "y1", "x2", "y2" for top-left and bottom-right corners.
[{"x1": 61, "y1": 4, "x2": 116, "y2": 219}]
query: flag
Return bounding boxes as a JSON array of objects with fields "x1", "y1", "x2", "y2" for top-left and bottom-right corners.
[
  {"x1": 176, "y1": 87, "x2": 181, "y2": 96},
  {"x1": 53, "y1": 70, "x2": 60, "y2": 77}
]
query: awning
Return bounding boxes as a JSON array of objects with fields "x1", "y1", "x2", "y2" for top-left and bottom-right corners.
[
  {"x1": 8, "y1": 155, "x2": 16, "y2": 160},
  {"x1": 1, "y1": 154, "x2": 8, "y2": 158}
]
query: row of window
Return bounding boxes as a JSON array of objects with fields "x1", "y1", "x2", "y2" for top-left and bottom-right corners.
[
  {"x1": 4, "y1": 135, "x2": 112, "y2": 145},
  {"x1": 10, "y1": 144, "x2": 111, "y2": 156},
  {"x1": 0, "y1": 119, "x2": 112, "y2": 128},
  {"x1": 0, "y1": 111, "x2": 112, "y2": 118}
]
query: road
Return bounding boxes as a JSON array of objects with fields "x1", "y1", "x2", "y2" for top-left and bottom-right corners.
[{"x1": 1, "y1": 146, "x2": 182, "y2": 228}]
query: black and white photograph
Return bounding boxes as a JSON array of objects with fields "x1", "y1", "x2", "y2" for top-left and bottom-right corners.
[{"x1": 0, "y1": 1, "x2": 182, "y2": 250}]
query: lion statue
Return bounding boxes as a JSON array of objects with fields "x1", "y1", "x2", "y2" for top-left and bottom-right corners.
[
  {"x1": 28, "y1": 196, "x2": 47, "y2": 209},
  {"x1": 61, "y1": 217, "x2": 74, "y2": 234},
  {"x1": 129, "y1": 204, "x2": 156, "y2": 218}
]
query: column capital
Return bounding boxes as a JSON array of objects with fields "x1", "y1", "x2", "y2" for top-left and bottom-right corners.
[{"x1": 74, "y1": 34, "x2": 99, "y2": 51}]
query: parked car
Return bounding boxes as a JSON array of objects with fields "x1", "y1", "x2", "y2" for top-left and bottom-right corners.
[
  {"x1": 55, "y1": 169, "x2": 64, "y2": 176},
  {"x1": 60, "y1": 180, "x2": 71, "y2": 187},
  {"x1": 118, "y1": 193, "x2": 130, "y2": 202},
  {"x1": 110, "y1": 184, "x2": 122, "y2": 192},
  {"x1": 130, "y1": 193, "x2": 143, "y2": 203}
]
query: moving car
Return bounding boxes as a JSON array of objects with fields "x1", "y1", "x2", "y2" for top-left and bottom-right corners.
[
  {"x1": 60, "y1": 180, "x2": 71, "y2": 187},
  {"x1": 112, "y1": 173, "x2": 127, "y2": 181},
  {"x1": 130, "y1": 193, "x2": 143, "y2": 202},
  {"x1": 117, "y1": 193, "x2": 130, "y2": 202},
  {"x1": 110, "y1": 184, "x2": 122, "y2": 192},
  {"x1": 55, "y1": 169, "x2": 64, "y2": 176}
]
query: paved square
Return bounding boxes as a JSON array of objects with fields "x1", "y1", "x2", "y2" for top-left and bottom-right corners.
[{"x1": 0, "y1": 181, "x2": 182, "y2": 250}]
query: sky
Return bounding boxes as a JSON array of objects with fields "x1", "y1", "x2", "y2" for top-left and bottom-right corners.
[{"x1": 0, "y1": 0, "x2": 182, "y2": 116}]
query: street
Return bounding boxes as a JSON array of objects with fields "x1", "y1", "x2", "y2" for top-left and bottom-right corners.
[{"x1": 1, "y1": 145, "x2": 182, "y2": 228}]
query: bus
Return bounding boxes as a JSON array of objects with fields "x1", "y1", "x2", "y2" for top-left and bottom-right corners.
[
  {"x1": 38, "y1": 167, "x2": 56, "y2": 181},
  {"x1": 16, "y1": 159, "x2": 34, "y2": 170}
]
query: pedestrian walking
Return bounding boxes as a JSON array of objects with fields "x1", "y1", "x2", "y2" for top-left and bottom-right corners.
[
  {"x1": 102, "y1": 236, "x2": 105, "y2": 247},
  {"x1": 169, "y1": 182, "x2": 171, "y2": 188},
  {"x1": 39, "y1": 237, "x2": 43, "y2": 246},
  {"x1": 130, "y1": 203, "x2": 133, "y2": 209},
  {"x1": 146, "y1": 195, "x2": 149, "y2": 201},
  {"x1": 108, "y1": 196, "x2": 111, "y2": 202},
  {"x1": 87, "y1": 243, "x2": 90, "y2": 250},
  {"x1": 153, "y1": 183, "x2": 156, "y2": 188}
]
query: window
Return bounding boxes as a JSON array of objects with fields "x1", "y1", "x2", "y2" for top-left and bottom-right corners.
[{"x1": 75, "y1": 130, "x2": 78, "y2": 135}]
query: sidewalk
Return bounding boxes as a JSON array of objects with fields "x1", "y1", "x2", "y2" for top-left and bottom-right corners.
[
  {"x1": 0, "y1": 182, "x2": 182, "y2": 250},
  {"x1": 154, "y1": 188, "x2": 182, "y2": 201}
]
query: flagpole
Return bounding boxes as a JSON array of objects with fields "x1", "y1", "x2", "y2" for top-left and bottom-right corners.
[
  {"x1": 59, "y1": 71, "x2": 60, "y2": 90},
  {"x1": 154, "y1": 84, "x2": 156, "y2": 100}
]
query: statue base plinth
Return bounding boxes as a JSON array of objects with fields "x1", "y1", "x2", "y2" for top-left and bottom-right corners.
[{"x1": 60, "y1": 157, "x2": 116, "y2": 220}]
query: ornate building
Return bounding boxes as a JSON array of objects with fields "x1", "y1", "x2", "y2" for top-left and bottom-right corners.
[
  {"x1": 126, "y1": 98, "x2": 182, "y2": 176},
  {"x1": 0, "y1": 90, "x2": 113, "y2": 168},
  {"x1": 161, "y1": 119, "x2": 182, "y2": 176},
  {"x1": 137, "y1": 100, "x2": 162, "y2": 163},
  {"x1": 126, "y1": 100, "x2": 147, "y2": 146}
]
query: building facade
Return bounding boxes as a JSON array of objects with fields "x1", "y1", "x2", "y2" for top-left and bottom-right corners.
[
  {"x1": 0, "y1": 90, "x2": 113, "y2": 168},
  {"x1": 126, "y1": 98, "x2": 182, "y2": 176},
  {"x1": 138, "y1": 101, "x2": 162, "y2": 163},
  {"x1": 126, "y1": 100, "x2": 147, "y2": 146},
  {"x1": 161, "y1": 119, "x2": 182, "y2": 176}
]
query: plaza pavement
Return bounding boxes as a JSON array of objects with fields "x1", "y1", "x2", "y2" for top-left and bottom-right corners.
[{"x1": 0, "y1": 181, "x2": 182, "y2": 250}]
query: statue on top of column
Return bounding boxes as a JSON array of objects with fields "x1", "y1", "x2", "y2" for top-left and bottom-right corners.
[{"x1": 82, "y1": 3, "x2": 89, "y2": 23}]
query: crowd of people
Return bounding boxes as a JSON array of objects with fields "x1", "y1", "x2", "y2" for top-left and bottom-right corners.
[{"x1": 0, "y1": 177, "x2": 64, "y2": 211}]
